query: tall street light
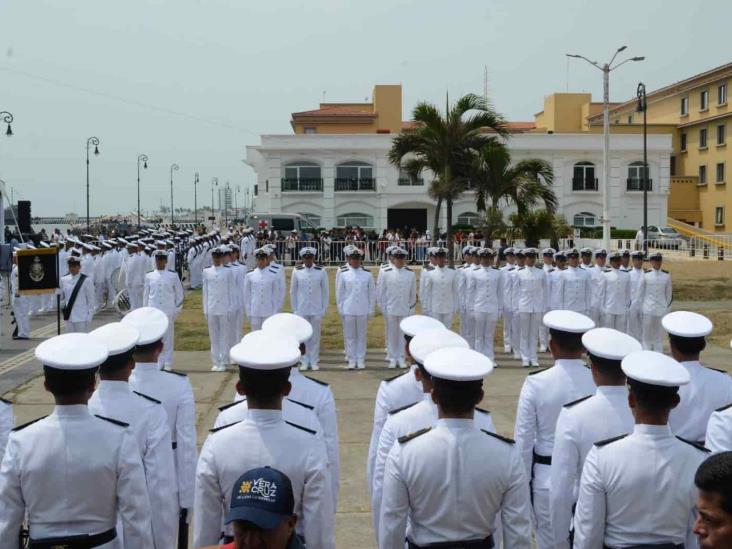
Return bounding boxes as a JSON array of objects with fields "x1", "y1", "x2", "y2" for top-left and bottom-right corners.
[
  {"x1": 137, "y1": 154, "x2": 149, "y2": 229},
  {"x1": 86, "y1": 137, "x2": 100, "y2": 232},
  {"x1": 194, "y1": 172, "x2": 199, "y2": 226},
  {"x1": 170, "y1": 163, "x2": 179, "y2": 226},
  {"x1": 1, "y1": 111, "x2": 13, "y2": 136},
  {"x1": 211, "y1": 177, "x2": 218, "y2": 227},
  {"x1": 567, "y1": 47, "x2": 645, "y2": 249},
  {"x1": 637, "y1": 82, "x2": 649, "y2": 258}
]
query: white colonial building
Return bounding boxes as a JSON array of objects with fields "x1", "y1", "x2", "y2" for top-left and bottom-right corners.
[{"x1": 244, "y1": 131, "x2": 672, "y2": 233}]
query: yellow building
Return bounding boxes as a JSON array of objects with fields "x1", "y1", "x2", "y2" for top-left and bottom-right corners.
[{"x1": 537, "y1": 62, "x2": 732, "y2": 231}]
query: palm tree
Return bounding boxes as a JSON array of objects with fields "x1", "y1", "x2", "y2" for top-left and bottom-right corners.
[
  {"x1": 388, "y1": 94, "x2": 507, "y2": 259},
  {"x1": 470, "y1": 140, "x2": 557, "y2": 243}
]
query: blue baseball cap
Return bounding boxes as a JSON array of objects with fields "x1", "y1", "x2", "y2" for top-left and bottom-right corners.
[{"x1": 226, "y1": 467, "x2": 295, "y2": 528}]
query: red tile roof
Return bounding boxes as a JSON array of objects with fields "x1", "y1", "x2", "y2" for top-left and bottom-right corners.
[{"x1": 292, "y1": 108, "x2": 376, "y2": 118}]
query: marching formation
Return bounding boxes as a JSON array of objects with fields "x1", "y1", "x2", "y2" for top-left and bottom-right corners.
[{"x1": 1, "y1": 227, "x2": 732, "y2": 549}]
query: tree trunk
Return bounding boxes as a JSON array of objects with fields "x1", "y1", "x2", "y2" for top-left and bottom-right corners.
[
  {"x1": 446, "y1": 198, "x2": 454, "y2": 266},
  {"x1": 432, "y1": 197, "x2": 442, "y2": 245}
]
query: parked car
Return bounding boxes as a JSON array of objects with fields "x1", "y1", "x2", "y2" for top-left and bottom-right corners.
[{"x1": 646, "y1": 226, "x2": 684, "y2": 249}]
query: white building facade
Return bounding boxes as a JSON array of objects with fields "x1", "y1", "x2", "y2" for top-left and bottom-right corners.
[{"x1": 245, "y1": 132, "x2": 672, "y2": 233}]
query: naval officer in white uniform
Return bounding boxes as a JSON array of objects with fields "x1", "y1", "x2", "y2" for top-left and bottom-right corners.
[
  {"x1": 634, "y1": 251, "x2": 673, "y2": 351},
  {"x1": 203, "y1": 247, "x2": 234, "y2": 371},
  {"x1": 336, "y1": 247, "x2": 375, "y2": 369},
  {"x1": 290, "y1": 247, "x2": 329, "y2": 370},
  {"x1": 420, "y1": 247, "x2": 459, "y2": 328},
  {"x1": 377, "y1": 246, "x2": 417, "y2": 369},
  {"x1": 60, "y1": 255, "x2": 97, "y2": 333},
  {"x1": 144, "y1": 250, "x2": 184, "y2": 370}
]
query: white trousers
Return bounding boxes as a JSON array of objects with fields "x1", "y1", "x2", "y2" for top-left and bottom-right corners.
[
  {"x1": 105, "y1": 278, "x2": 117, "y2": 308},
  {"x1": 519, "y1": 312, "x2": 542, "y2": 364},
  {"x1": 158, "y1": 312, "x2": 176, "y2": 368},
  {"x1": 539, "y1": 322, "x2": 549, "y2": 350},
  {"x1": 428, "y1": 311, "x2": 453, "y2": 329},
  {"x1": 65, "y1": 320, "x2": 89, "y2": 333},
  {"x1": 532, "y1": 488, "x2": 553, "y2": 549},
  {"x1": 589, "y1": 307, "x2": 601, "y2": 327},
  {"x1": 249, "y1": 315, "x2": 265, "y2": 332},
  {"x1": 12, "y1": 298, "x2": 30, "y2": 338},
  {"x1": 473, "y1": 311, "x2": 498, "y2": 359},
  {"x1": 95, "y1": 282, "x2": 105, "y2": 310},
  {"x1": 225, "y1": 310, "x2": 242, "y2": 359},
  {"x1": 207, "y1": 314, "x2": 228, "y2": 366},
  {"x1": 460, "y1": 309, "x2": 475, "y2": 349},
  {"x1": 627, "y1": 309, "x2": 642, "y2": 341},
  {"x1": 642, "y1": 314, "x2": 664, "y2": 351},
  {"x1": 343, "y1": 314, "x2": 368, "y2": 363},
  {"x1": 384, "y1": 314, "x2": 406, "y2": 361},
  {"x1": 299, "y1": 314, "x2": 323, "y2": 366},
  {"x1": 602, "y1": 312, "x2": 627, "y2": 331},
  {"x1": 128, "y1": 285, "x2": 144, "y2": 310},
  {"x1": 502, "y1": 310, "x2": 513, "y2": 350},
  {"x1": 511, "y1": 310, "x2": 522, "y2": 356}
]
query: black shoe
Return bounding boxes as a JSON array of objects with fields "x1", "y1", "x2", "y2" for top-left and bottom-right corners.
[{"x1": 12, "y1": 336, "x2": 29, "y2": 340}]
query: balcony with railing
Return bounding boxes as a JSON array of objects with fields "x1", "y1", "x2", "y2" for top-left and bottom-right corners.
[
  {"x1": 626, "y1": 178, "x2": 653, "y2": 192},
  {"x1": 572, "y1": 177, "x2": 599, "y2": 191},
  {"x1": 335, "y1": 178, "x2": 376, "y2": 191},
  {"x1": 397, "y1": 177, "x2": 424, "y2": 186},
  {"x1": 281, "y1": 178, "x2": 323, "y2": 192}
]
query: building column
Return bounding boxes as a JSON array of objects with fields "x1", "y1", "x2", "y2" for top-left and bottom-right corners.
[
  {"x1": 322, "y1": 155, "x2": 335, "y2": 228},
  {"x1": 266, "y1": 155, "x2": 282, "y2": 215}
]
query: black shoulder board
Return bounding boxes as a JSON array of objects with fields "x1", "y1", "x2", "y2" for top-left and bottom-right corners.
[
  {"x1": 314, "y1": 266, "x2": 323, "y2": 270},
  {"x1": 286, "y1": 397, "x2": 314, "y2": 410},
  {"x1": 94, "y1": 414, "x2": 130, "y2": 428},
  {"x1": 518, "y1": 266, "x2": 525, "y2": 270},
  {"x1": 11, "y1": 416, "x2": 47, "y2": 432},
  {"x1": 563, "y1": 395, "x2": 592, "y2": 408},
  {"x1": 475, "y1": 407, "x2": 491, "y2": 415},
  {"x1": 133, "y1": 390, "x2": 161, "y2": 404},
  {"x1": 676, "y1": 436, "x2": 711, "y2": 453},
  {"x1": 492, "y1": 266, "x2": 499, "y2": 270},
  {"x1": 223, "y1": 264, "x2": 230, "y2": 268},
  {"x1": 594, "y1": 434, "x2": 628, "y2": 447},
  {"x1": 447, "y1": 266, "x2": 455, "y2": 270},
  {"x1": 384, "y1": 371, "x2": 408, "y2": 383},
  {"x1": 603, "y1": 268, "x2": 611, "y2": 273},
  {"x1": 405, "y1": 266, "x2": 413, "y2": 271},
  {"x1": 644, "y1": 269, "x2": 651, "y2": 273},
  {"x1": 163, "y1": 369, "x2": 187, "y2": 377},
  {"x1": 362, "y1": 267, "x2": 370, "y2": 272},
  {"x1": 210, "y1": 421, "x2": 242, "y2": 433},
  {"x1": 247, "y1": 269, "x2": 255, "y2": 273},
  {"x1": 481, "y1": 429, "x2": 515, "y2": 444},
  {"x1": 508, "y1": 266, "x2": 515, "y2": 271},
  {"x1": 339, "y1": 266, "x2": 348, "y2": 271},
  {"x1": 0, "y1": 397, "x2": 11, "y2": 405},
  {"x1": 218, "y1": 399, "x2": 245, "y2": 412},
  {"x1": 548, "y1": 267, "x2": 555, "y2": 272},
  {"x1": 716, "y1": 403, "x2": 732, "y2": 413},
  {"x1": 528, "y1": 367, "x2": 549, "y2": 376},
  {"x1": 662, "y1": 269, "x2": 669, "y2": 274},
  {"x1": 304, "y1": 375, "x2": 329, "y2": 386},
  {"x1": 425, "y1": 265, "x2": 434, "y2": 271},
  {"x1": 285, "y1": 420, "x2": 317, "y2": 435},
  {"x1": 268, "y1": 268, "x2": 277, "y2": 274},
  {"x1": 384, "y1": 267, "x2": 393, "y2": 272},
  {"x1": 389, "y1": 401, "x2": 419, "y2": 415},
  {"x1": 296, "y1": 265, "x2": 304, "y2": 270},
  {"x1": 706, "y1": 366, "x2": 729, "y2": 375},
  {"x1": 398, "y1": 427, "x2": 431, "y2": 444}
]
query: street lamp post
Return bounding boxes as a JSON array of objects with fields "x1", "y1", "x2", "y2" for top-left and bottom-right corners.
[
  {"x1": 637, "y1": 82, "x2": 649, "y2": 257},
  {"x1": 567, "y1": 47, "x2": 645, "y2": 250},
  {"x1": 1, "y1": 111, "x2": 13, "y2": 136},
  {"x1": 194, "y1": 172, "x2": 199, "y2": 226},
  {"x1": 137, "y1": 154, "x2": 149, "y2": 230},
  {"x1": 170, "y1": 163, "x2": 179, "y2": 226},
  {"x1": 224, "y1": 182, "x2": 230, "y2": 228},
  {"x1": 211, "y1": 177, "x2": 218, "y2": 227},
  {"x1": 86, "y1": 137, "x2": 100, "y2": 233}
]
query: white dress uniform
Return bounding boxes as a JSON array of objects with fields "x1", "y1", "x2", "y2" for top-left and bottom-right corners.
[
  {"x1": 268, "y1": 259, "x2": 287, "y2": 311},
  {"x1": 0, "y1": 398, "x2": 14, "y2": 461},
  {"x1": 60, "y1": 271, "x2": 96, "y2": 333},
  {"x1": 214, "y1": 396, "x2": 321, "y2": 433},
  {"x1": 539, "y1": 263, "x2": 556, "y2": 352},
  {"x1": 500, "y1": 261, "x2": 517, "y2": 353},
  {"x1": 187, "y1": 247, "x2": 202, "y2": 289},
  {"x1": 336, "y1": 265, "x2": 375, "y2": 367},
  {"x1": 627, "y1": 264, "x2": 645, "y2": 340},
  {"x1": 203, "y1": 264, "x2": 234, "y2": 368},
  {"x1": 634, "y1": 267, "x2": 673, "y2": 351},
  {"x1": 124, "y1": 251, "x2": 147, "y2": 310},
  {"x1": 457, "y1": 261, "x2": 476, "y2": 346},
  {"x1": 378, "y1": 265, "x2": 417, "y2": 366},
  {"x1": 419, "y1": 263, "x2": 434, "y2": 317},
  {"x1": 10, "y1": 263, "x2": 30, "y2": 338},
  {"x1": 598, "y1": 266, "x2": 631, "y2": 330},
  {"x1": 143, "y1": 268, "x2": 184, "y2": 369},
  {"x1": 513, "y1": 264, "x2": 548, "y2": 366},
  {"x1": 226, "y1": 260, "x2": 246, "y2": 353},
  {"x1": 706, "y1": 403, "x2": 732, "y2": 452},
  {"x1": 558, "y1": 265, "x2": 592, "y2": 316},
  {"x1": 468, "y1": 265, "x2": 503, "y2": 359},
  {"x1": 105, "y1": 248, "x2": 122, "y2": 308},
  {"x1": 587, "y1": 263, "x2": 605, "y2": 326},
  {"x1": 89, "y1": 381, "x2": 178, "y2": 549},
  {"x1": 548, "y1": 266, "x2": 564, "y2": 311},
  {"x1": 290, "y1": 263, "x2": 330, "y2": 368},
  {"x1": 243, "y1": 265, "x2": 283, "y2": 331},
  {"x1": 421, "y1": 265, "x2": 459, "y2": 328}
]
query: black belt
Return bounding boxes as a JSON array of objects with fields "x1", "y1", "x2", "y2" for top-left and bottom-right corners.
[
  {"x1": 604, "y1": 544, "x2": 683, "y2": 549},
  {"x1": 532, "y1": 451, "x2": 552, "y2": 466},
  {"x1": 172, "y1": 441, "x2": 177, "y2": 450},
  {"x1": 29, "y1": 528, "x2": 116, "y2": 549},
  {"x1": 408, "y1": 535, "x2": 494, "y2": 549}
]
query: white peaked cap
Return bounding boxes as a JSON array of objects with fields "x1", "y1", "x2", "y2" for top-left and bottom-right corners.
[
  {"x1": 232, "y1": 330, "x2": 301, "y2": 369},
  {"x1": 35, "y1": 333, "x2": 108, "y2": 370},
  {"x1": 121, "y1": 307, "x2": 170, "y2": 345},
  {"x1": 582, "y1": 328, "x2": 642, "y2": 361},
  {"x1": 662, "y1": 311, "x2": 713, "y2": 338},
  {"x1": 621, "y1": 350, "x2": 690, "y2": 387},
  {"x1": 423, "y1": 347, "x2": 494, "y2": 381},
  {"x1": 90, "y1": 323, "x2": 141, "y2": 356},
  {"x1": 262, "y1": 313, "x2": 313, "y2": 344},
  {"x1": 543, "y1": 310, "x2": 595, "y2": 333},
  {"x1": 399, "y1": 315, "x2": 445, "y2": 337},
  {"x1": 410, "y1": 329, "x2": 469, "y2": 365}
]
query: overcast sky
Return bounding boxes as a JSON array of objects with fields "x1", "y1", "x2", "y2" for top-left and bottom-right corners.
[{"x1": 0, "y1": 0, "x2": 728, "y2": 216}]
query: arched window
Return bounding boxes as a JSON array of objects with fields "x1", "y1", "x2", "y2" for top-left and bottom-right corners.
[
  {"x1": 398, "y1": 166, "x2": 424, "y2": 186},
  {"x1": 572, "y1": 162, "x2": 598, "y2": 191},
  {"x1": 627, "y1": 161, "x2": 651, "y2": 191},
  {"x1": 299, "y1": 212, "x2": 321, "y2": 227},
  {"x1": 457, "y1": 212, "x2": 480, "y2": 226},
  {"x1": 336, "y1": 161, "x2": 375, "y2": 191},
  {"x1": 282, "y1": 161, "x2": 322, "y2": 191},
  {"x1": 573, "y1": 212, "x2": 598, "y2": 227},
  {"x1": 337, "y1": 212, "x2": 374, "y2": 228}
]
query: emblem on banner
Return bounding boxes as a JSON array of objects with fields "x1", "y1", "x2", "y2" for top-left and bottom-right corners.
[{"x1": 29, "y1": 256, "x2": 45, "y2": 283}]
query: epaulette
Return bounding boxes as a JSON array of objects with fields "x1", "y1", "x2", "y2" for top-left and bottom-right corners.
[
  {"x1": 384, "y1": 267, "x2": 393, "y2": 272},
  {"x1": 11, "y1": 416, "x2": 47, "y2": 432},
  {"x1": 304, "y1": 375, "x2": 329, "y2": 387},
  {"x1": 594, "y1": 434, "x2": 628, "y2": 447},
  {"x1": 287, "y1": 397, "x2": 314, "y2": 410},
  {"x1": 447, "y1": 266, "x2": 455, "y2": 270},
  {"x1": 662, "y1": 269, "x2": 669, "y2": 274},
  {"x1": 398, "y1": 427, "x2": 431, "y2": 444},
  {"x1": 425, "y1": 265, "x2": 435, "y2": 271},
  {"x1": 716, "y1": 403, "x2": 732, "y2": 413},
  {"x1": 644, "y1": 269, "x2": 651, "y2": 273},
  {"x1": 547, "y1": 267, "x2": 555, "y2": 273},
  {"x1": 603, "y1": 268, "x2": 612, "y2": 273},
  {"x1": 508, "y1": 266, "x2": 516, "y2": 271},
  {"x1": 676, "y1": 436, "x2": 710, "y2": 453},
  {"x1": 380, "y1": 263, "x2": 388, "y2": 269},
  {"x1": 475, "y1": 407, "x2": 491, "y2": 415},
  {"x1": 94, "y1": 414, "x2": 129, "y2": 428},
  {"x1": 481, "y1": 429, "x2": 515, "y2": 444},
  {"x1": 339, "y1": 266, "x2": 348, "y2": 271},
  {"x1": 133, "y1": 391, "x2": 161, "y2": 404},
  {"x1": 362, "y1": 267, "x2": 370, "y2": 272},
  {"x1": 247, "y1": 268, "x2": 255, "y2": 273},
  {"x1": 223, "y1": 264, "x2": 230, "y2": 268},
  {"x1": 314, "y1": 266, "x2": 323, "y2": 270},
  {"x1": 528, "y1": 367, "x2": 549, "y2": 376},
  {"x1": 404, "y1": 266, "x2": 413, "y2": 271},
  {"x1": 563, "y1": 395, "x2": 592, "y2": 408},
  {"x1": 0, "y1": 397, "x2": 11, "y2": 405},
  {"x1": 389, "y1": 401, "x2": 419, "y2": 415},
  {"x1": 492, "y1": 266, "x2": 499, "y2": 270},
  {"x1": 518, "y1": 266, "x2": 525, "y2": 270},
  {"x1": 268, "y1": 268, "x2": 277, "y2": 274},
  {"x1": 162, "y1": 369, "x2": 188, "y2": 377},
  {"x1": 285, "y1": 420, "x2": 317, "y2": 435},
  {"x1": 218, "y1": 400, "x2": 244, "y2": 412},
  {"x1": 296, "y1": 265, "x2": 304, "y2": 270},
  {"x1": 705, "y1": 366, "x2": 729, "y2": 375},
  {"x1": 210, "y1": 421, "x2": 242, "y2": 433},
  {"x1": 384, "y1": 371, "x2": 408, "y2": 383}
]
